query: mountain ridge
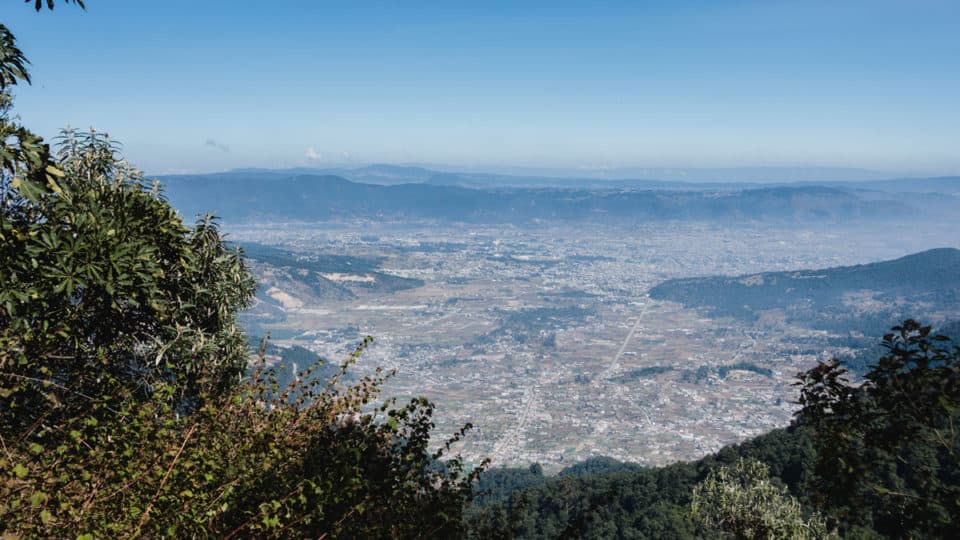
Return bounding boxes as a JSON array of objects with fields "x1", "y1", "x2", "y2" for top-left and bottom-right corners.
[
  {"x1": 158, "y1": 172, "x2": 948, "y2": 225},
  {"x1": 648, "y1": 248, "x2": 960, "y2": 339}
]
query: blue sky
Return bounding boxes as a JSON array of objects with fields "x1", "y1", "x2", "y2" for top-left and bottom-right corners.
[{"x1": 5, "y1": 0, "x2": 959, "y2": 175}]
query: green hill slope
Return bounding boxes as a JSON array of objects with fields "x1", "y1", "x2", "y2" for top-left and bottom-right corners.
[{"x1": 649, "y1": 248, "x2": 960, "y2": 337}]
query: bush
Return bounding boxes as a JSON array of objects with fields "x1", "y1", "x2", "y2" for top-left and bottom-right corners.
[{"x1": 691, "y1": 458, "x2": 833, "y2": 539}]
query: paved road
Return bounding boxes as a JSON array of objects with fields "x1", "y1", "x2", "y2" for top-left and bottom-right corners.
[{"x1": 599, "y1": 299, "x2": 649, "y2": 381}]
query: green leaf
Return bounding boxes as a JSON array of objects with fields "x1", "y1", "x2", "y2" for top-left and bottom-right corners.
[{"x1": 30, "y1": 491, "x2": 47, "y2": 507}]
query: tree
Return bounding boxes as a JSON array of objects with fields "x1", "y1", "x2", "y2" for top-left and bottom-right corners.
[
  {"x1": 28, "y1": 0, "x2": 85, "y2": 11},
  {"x1": 1, "y1": 24, "x2": 60, "y2": 198},
  {"x1": 1, "y1": 127, "x2": 257, "y2": 436},
  {"x1": 1, "y1": 15, "x2": 484, "y2": 537},
  {"x1": 691, "y1": 458, "x2": 833, "y2": 539},
  {"x1": 797, "y1": 320, "x2": 960, "y2": 537},
  {"x1": 4, "y1": 2, "x2": 85, "y2": 182}
]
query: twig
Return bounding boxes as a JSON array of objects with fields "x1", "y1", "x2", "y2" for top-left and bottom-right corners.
[
  {"x1": 135, "y1": 422, "x2": 197, "y2": 534},
  {"x1": 222, "y1": 485, "x2": 305, "y2": 540},
  {"x1": 0, "y1": 371, "x2": 122, "y2": 415},
  {"x1": 317, "y1": 506, "x2": 359, "y2": 540},
  {"x1": 0, "y1": 431, "x2": 11, "y2": 462}
]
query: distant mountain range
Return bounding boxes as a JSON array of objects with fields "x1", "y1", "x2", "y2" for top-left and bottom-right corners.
[
  {"x1": 158, "y1": 167, "x2": 960, "y2": 225},
  {"x1": 220, "y1": 164, "x2": 954, "y2": 185},
  {"x1": 196, "y1": 164, "x2": 960, "y2": 191},
  {"x1": 649, "y1": 248, "x2": 960, "y2": 339}
]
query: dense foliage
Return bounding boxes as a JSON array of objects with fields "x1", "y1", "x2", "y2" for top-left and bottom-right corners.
[
  {"x1": 691, "y1": 458, "x2": 832, "y2": 539},
  {"x1": 2, "y1": 333, "x2": 483, "y2": 537},
  {"x1": 468, "y1": 426, "x2": 815, "y2": 539},
  {"x1": 1, "y1": 126, "x2": 256, "y2": 437},
  {"x1": 798, "y1": 320, "x2": 960, "y2": 537}
]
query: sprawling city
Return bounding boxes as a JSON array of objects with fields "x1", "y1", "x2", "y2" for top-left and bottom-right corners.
[{"x1": 230, "y1": 218, "x2": 959, "y2": 469}]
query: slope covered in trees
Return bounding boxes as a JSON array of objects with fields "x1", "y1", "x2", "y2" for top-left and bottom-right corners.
[
  {"x1": 650, "y1": 248, "x2": 960, "y2": 336},
  {"x1": 468, "y1": 426, "x2": 816, "y2": 538}
]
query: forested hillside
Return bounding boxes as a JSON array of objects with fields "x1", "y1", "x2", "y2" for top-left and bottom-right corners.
[
  {"x1": 650, "y1": 248, "x2": 960, "y2": 337},
  {"x1": 469, "y1": 426, "x2": 813, "y2": 538}
]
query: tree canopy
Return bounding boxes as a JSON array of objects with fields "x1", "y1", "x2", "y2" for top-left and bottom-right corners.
[
  {"x1": 2, "y1": 125, "x2": 257, "y2": 435},
  {"x1": 797, "y1": 320, "x2": 960, "y2": 537},
  {"x1": 691, "y1": 458, "x2": 833, "y2": 539}
]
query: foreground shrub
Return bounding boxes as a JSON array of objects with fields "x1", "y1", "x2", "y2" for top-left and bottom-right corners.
[
  {"x1": 2, "y1": 337, "x2": 483, "y2": 538},
  {"x1": 691, "y1": 458, "x2": 833, "y2": 539}
]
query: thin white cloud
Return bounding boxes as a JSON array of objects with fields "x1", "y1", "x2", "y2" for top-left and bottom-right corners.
[{"x1": 305, "y1": 147, "x2": 322, "y2": 161}]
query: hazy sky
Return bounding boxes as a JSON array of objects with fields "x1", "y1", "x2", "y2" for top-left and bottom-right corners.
[{"x1": 5, "y1": 0, "x2": 959, "y2": 175}]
